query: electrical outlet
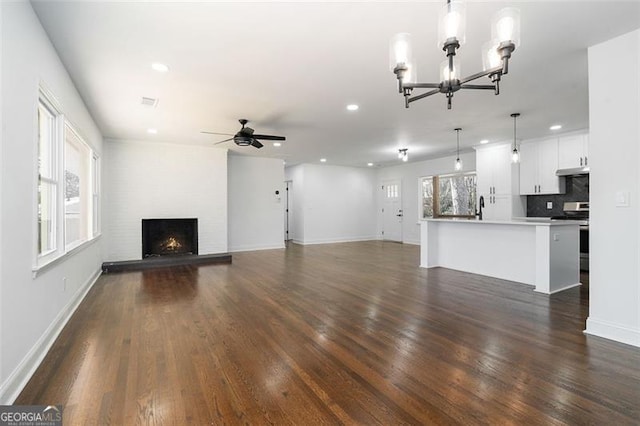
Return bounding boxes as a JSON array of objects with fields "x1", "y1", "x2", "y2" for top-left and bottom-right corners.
[
  {"x1": 553, "y1": 234, "x2": 559, "y2": 241},
  {"x1": 546, "y1": 201, "x2": 553, "y2": 209}
]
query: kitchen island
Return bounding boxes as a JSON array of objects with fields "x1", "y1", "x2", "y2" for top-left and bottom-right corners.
[{"x1": 420, "y1": 219, "x2": 581, "y2": 294}]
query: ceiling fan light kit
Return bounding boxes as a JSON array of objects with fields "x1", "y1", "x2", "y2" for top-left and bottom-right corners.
[{"x1": 390, "y1": 0, "x2": 520, "y2": 109}]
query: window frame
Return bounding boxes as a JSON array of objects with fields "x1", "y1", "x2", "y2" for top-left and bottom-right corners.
[
  {"x1": 420, "y1": 172, "x2": 477, "y2": 219},
  {"x1": 34, "y1": 85, "x2": 101, "y2": 273},
  {"x1": 36, "y1": 88, "x2": 64, "y2": 266}
]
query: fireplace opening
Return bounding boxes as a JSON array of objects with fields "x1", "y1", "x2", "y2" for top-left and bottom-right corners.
[{"x1": 142, "y1": 218, "x2": 198, "y2": 258}]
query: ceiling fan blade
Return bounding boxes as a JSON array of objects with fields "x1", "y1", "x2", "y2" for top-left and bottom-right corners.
[
  {"x1": 251, "y1": 139, "x2": 264, "y2": 149},
  {"x1": 252, "y1": 134, "x2": 286, "y2": 141},
  {"x1": 201, "y1": 131, "x2": 234, "y2": 136},
  {"x1": 213, "y1": 137, "x2": 234, "y2": 145}
]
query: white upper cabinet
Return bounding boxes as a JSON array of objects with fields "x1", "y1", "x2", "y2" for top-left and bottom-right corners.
[
  {"x1": 475, "y1": 144, "x2": 525, "y2": 221},
  {"x1": 558, "y1": 133, "x2": 589, "y2": 169},
  {"x1": 519, "y1": 138, "x2": 565, "y2": 195}
]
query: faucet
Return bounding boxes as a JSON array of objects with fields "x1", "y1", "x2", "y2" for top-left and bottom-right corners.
[{"x1": 476, "y1": 195, "x2": 485, "y2": 220}]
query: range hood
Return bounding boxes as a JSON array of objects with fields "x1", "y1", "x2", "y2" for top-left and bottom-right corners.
[{"x1": 556, "y1": 166, "x2": 590, "y2": 176}]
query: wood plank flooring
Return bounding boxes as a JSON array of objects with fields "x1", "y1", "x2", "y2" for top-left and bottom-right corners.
[{"x1": 17, "y1": 241, "x2": 640, "y2": 424}]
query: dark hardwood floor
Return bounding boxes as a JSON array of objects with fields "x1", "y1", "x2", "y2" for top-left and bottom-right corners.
[{"x1": 17, "y1": 241, "x2": 639, "y2": 424}]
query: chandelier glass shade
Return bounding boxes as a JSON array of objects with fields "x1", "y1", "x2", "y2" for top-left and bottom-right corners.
[{"x1": 390, "y1": 1, "x2": 520, "y2": 109}]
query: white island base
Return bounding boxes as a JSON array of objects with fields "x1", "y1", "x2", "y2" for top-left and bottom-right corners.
[{"x1": 420, "y1": 219, "x2": 581, "y2": 294}]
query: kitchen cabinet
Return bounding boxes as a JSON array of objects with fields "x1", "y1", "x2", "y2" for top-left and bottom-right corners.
[
  {"x1": 475, "y1": 143, "x2": 525, "y2": 221},
  {"x1": 558, "y1": 133, "x2": 589, "y2": 169},
  {"x1": 519, "y1": 138, "x2": 565, "y2": 195}
]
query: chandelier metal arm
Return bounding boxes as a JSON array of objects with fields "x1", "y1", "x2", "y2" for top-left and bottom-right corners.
[
  {"x1": 460, "y1": 84, "x2": 496, "y2": 90},
  {"x1": 458, "y1": 65, "x2": 503, "y2": 85},
  {"x1": 407, "y1": 88, "x2": 441, "y2": 105},
  {"x1": 403, "y1": 83, "x2": 441, "y2": 89}
]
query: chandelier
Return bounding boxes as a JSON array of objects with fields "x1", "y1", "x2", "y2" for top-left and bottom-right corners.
[{"x1": 390, "y1": 1, "x2": 520, "y2": 109}]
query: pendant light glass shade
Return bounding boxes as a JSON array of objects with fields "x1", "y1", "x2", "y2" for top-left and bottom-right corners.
[
  {"x1": 492, "y1": 8, "x2": 521, "y2": 48},
  {"x1": 438, "y1": 0, "x2": 466, "y2": 47},
  {"x1": 389, "y1": 33, "x2": 413, "y2": 71},
  {"x1": 455, "y1": 157, "x2": 463, "y2": 171}
]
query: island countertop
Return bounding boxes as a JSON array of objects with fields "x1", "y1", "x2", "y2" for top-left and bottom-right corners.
[{"x1": 420, "y1": 218, "x2": 580, "y2": 226}]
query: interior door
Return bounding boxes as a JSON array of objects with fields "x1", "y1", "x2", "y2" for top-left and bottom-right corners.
[{"x1": 382, "y1": 180, "x2": 402, "y2": 242}]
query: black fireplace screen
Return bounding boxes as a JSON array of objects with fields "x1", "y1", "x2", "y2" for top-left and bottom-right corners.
[{"x1": 142, "y1": 218, "x2": 198, "y2": 258}]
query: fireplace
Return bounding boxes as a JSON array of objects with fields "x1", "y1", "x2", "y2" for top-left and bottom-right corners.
[{"x1": 142, "y1": 218, "x2": 198, "y2": 258}]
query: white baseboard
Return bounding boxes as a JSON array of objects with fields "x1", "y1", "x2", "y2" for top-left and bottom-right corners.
[
  {"x1": 545, "y1": 282, "x2": 581, "y2": 295},
  {"x1": 402, "y1": 239, "x2": 420, "y2": 246},
  {"x1": 0, "y1": 269, "x2": 102, "y2": 404},
  {"x1": 585, "y1": 317, "x2": 640, "y2": 347},
  {"x1": 229, "y1": 244, "x2": 286, "y2": 253},
  {"x1": 293, "y1": 236, "x2": 377, "y2": 246}
]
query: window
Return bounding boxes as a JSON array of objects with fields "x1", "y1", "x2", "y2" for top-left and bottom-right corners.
[
  {"x1": 91, "y1": 154, "x2": 100, "y2": 236},
  {"x1": 421, "y1": 172, "x2": 477, "y2": 219},
  {"x1": 64, "y1": 123, "x2": 91, "y2": 249},
  {"x1": 37, "y1": 98, "x2": 60, "y2": 258},
  {"x1": 36, "y1": 87, "x2": 100, "y2": 269}
]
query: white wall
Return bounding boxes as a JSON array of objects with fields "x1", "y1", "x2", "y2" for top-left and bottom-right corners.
[
  {"x1": 104, "y1": 140, "x2": 228, "y2": 261},
  {"x1": 376, "y1": 152, "x2": 476, "y2": 244},
  {"x1": 228, "y1": 155, "x2": 285, "y2": 252},
  {"x1": 285, "y1": 164, "x2": 377, "y2": 244},
  {"x1": 0, "y1": 1, "x2": 104, "y2": 403},
  {"x1": 586, "y1": 29, "x2": 640, "y2": 347}
]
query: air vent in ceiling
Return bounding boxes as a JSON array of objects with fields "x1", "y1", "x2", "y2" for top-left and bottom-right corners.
[{"x1": 141, "y1": 97, "x2": 158, "y2": 107}]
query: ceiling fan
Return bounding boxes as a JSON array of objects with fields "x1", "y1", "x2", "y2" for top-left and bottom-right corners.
[{"x1": 201, "y1": 119, "x2": 285, "y2": 149}]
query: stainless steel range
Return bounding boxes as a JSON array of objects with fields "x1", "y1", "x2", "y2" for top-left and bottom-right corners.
[{"x1": 552, "y1": 202, "x2": 589, "y2": 271}]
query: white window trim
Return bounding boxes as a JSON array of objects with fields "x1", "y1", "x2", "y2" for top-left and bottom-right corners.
[
  {"x1": 34, "y1": 84, "x2": 101, "y2": 274},
  {"x1": 35, "y1": 86, "x2": 65, "y2": 267}
]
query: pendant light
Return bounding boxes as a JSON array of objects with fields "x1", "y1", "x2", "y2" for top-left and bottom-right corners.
[
  {"x1": 454, "y1": 128, "x2": 463, "y2": 170},
  {"x1": 511, "y1": 113, "x2": 520, "y2": 163},
  {"x1": 398, "y1": 148, "x2": 408, "y2": 162}
]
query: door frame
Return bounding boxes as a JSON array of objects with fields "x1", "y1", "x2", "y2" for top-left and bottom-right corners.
[{"x1": 380, "y1": 179, "x2": 403, "y2": 242}]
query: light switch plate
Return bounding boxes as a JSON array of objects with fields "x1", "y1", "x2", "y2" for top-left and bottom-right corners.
[
  {"x1": 616, "y1": 190, "x2": 630, "y2": 207},
  {"x1": 546, "y1": 201, "x2": 553, "y2": 209}
]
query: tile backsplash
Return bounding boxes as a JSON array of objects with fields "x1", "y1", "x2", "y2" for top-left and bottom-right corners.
[{"x1": 526, "y1": 175, "x2": 589, "y2": 217}]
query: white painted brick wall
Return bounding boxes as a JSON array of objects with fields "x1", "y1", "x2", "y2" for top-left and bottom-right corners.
[{"x1": 104, "y1": 140, "x2": 228, "y2": 261}]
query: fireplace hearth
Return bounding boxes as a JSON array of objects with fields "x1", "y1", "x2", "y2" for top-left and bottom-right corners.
[{"x1": 142, "y1": 218, "x2": 198, "y2": 258}]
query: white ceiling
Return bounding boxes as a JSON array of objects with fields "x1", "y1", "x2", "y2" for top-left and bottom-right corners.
[{"x1": 31, "y1": 1, "x2": 640, "y2": 167}]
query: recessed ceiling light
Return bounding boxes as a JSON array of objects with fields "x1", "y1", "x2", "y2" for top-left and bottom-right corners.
[
  {"x1": 147, "y1": 128, "x2": 158, "y2": 134},
  {"x1": 273, "y1": 142, "x2": 281, "y2": 147},
  {"x1": 151, "y1": 62, "x2": 169, "y2": 73},
  {"x1": 480, "y1": 139, "x2": 489, "y2": 144},
  {"x1": 367, "y1": 162, "x2": 374, "y2": 166},
  {"x1": 320, "y1": 158, "x2": 327, "y2": 163},
  {"x1": 550, "y1": 124, "x2": 562, "y2": 130},
  {"x1": 346, "y1": 104, "x2": 359, "y2": 111}
]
